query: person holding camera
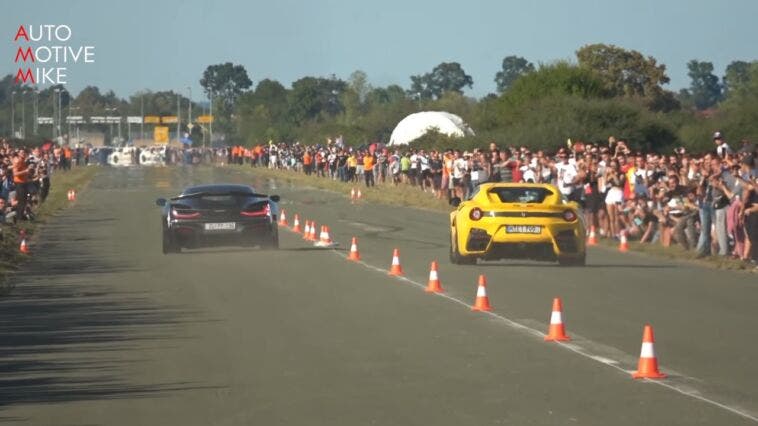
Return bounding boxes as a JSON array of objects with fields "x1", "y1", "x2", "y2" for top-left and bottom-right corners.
[{"x1": 696, "y1": 156, "x2": 735, "y2": 257}]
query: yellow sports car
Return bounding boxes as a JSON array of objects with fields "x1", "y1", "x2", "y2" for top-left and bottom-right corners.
[{"x1": 449, "y1": 183, "x2": 586, "y2": 266}]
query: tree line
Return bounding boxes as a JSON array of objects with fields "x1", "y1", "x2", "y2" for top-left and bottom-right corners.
[{"x1": 1, "y1": 43, "x2": 756, "y2": 152}]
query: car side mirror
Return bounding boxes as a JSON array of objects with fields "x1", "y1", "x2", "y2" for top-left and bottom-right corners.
[
  {"x1": 156, "y1": 198, "x2": 167, "y2": 207},
  {"x1": 269, "y1": 195, "x2": 281, "y2": 202},
  {"x1": 449, "y1": 197, "x2": 461, "y2": 207}
]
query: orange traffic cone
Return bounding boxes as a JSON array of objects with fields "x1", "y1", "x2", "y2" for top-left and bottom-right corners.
[
  {"x1": 302, "y1": 220, "x2": 311, "y2": 240},
  {"x1": 544, "y1": 297, "x2": 570, "y2": 341},
  {"x1": 388, "y1": 248, "x2": 404, "y2": 276},
  {"x1": 321, "y1": 226, "x2": 333, "y2": 244},
  {"x1": 471, "y1": 275, "x2": 492, "y2": 311},
  {"x1": 67, "y1": 189, "x2": 76, "y2": 201},
  {"x1": 308, "y1": 222, "x2": 318, "y2": 242},
  {"x1": 587, "y1": 226, "x2": 598, "y2": 246},
  {"x1": 348, "y1": 237, "x2": 361, "y2": 261},
  {"x1": 632, "y1": 324, "x2": 666, "y2": 379},
  {"x1": 278, "y1": 209, "x2": 288, "y2": 226},
  {"x1": 19, "y1": 238, "x2": 30, "y2": 254},
  {"x1": 292, "y1": 214, "x2": 302, "y2": 233},
  {"x1": 425, "y1": 260, "x2": 444, "y2": 293},
  {"x1": 350, "y1": 187, "x2": 356, "y2": 202},
  {"x1": 619, "y1": 230, "x2": 629, "y2": 252},
  {"x1": 357, "y1": 189, "x2": 363, "y2": 200}
]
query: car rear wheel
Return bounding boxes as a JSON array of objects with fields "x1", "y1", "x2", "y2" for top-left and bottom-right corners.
[
  {"x1": 261, "y1": 227, "x2": 279, "y2": 250},
  {"x1": 162, "y1": 229, "x2": 180, "y2": 254},
  {"x1": 450, "y1": 229, "x2": 476, "y2": 265}
]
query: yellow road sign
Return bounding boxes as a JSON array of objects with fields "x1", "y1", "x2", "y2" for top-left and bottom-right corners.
[{"x1": 154, "y1": 126, "x2": 169, "y2": 143}]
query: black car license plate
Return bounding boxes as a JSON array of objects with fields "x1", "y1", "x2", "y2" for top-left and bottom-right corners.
[
  {"x1": 506, "y1": 225, "x2": 542, "y2": 234},
  {"x1": 204, "y1": 222, "x2": 236, "y2": 232}
]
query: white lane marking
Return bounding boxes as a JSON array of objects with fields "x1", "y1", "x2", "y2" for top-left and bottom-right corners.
[{"x1": 328, "y1": 249, "x2": 758, "y2": 424}]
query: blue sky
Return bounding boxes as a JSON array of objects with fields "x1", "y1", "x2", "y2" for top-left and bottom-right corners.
[{"x1": 3, "y1": 0, "x2": 757, "y2": 100}]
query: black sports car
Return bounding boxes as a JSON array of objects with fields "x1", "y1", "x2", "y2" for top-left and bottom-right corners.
[{"x1": 156, "y1": 184, "x2": 281, "y2": 253}]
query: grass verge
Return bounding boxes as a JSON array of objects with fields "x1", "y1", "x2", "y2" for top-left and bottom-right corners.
[
  {"x1": 597, "y1": 238, "x2": 755, "y2": 271},
  {"x1": 225, "y1": 165, "x2": 452, "y2": 212},
  {"x1": 0, "y1": 166, "x2": 100, "y2": 295},
  {"x1": 228, "y1": 165, "x2": 756, "y2": 273}
]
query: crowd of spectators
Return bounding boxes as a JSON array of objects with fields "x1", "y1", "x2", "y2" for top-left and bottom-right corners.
[
  {"x1": 218, "y1": 133, "x2": 758, "y2": 267},
  {"x1": 0, "y1": 138, "x2": 79, "y2": 229}
]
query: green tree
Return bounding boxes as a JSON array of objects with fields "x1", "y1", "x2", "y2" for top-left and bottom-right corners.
[
  {"x1": 686, "y1": 60, "x2": 722, "y2": 110},
  {"x1": 498, "y1": 62, "x2": 607, "y2": 108},
  {"x1": 287, "y1": 76, "x2": 347, "y2": 125},
  {"x1": 723, "y1": 60, "x2": 755, "y2": 96},
  {"x1": 199, "y1": 62, "x2": 252, "y2": 111},
  {"x1": 348, "y1": 70, "x2": 371, "y2": 103},
  {"x1": 494, "y1": 55, "x2": 535, "y2": 92},
  {"x1": 576, "y1": 44, "x2": 673, "y2": 109},
  {"x1": 235, "y1": 79, "x2": 292, "y2": 143},
  {"x1": 365, "y1": 85, "x2": 406, "y2": 105},
  {"x1": 409, "y1": 62, "x2": 473, "y2": 100}
]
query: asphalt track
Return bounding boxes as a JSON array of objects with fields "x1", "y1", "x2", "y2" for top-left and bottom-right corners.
[{"x1": 0, "y1": 165, "x2": 756, "y2": 425}]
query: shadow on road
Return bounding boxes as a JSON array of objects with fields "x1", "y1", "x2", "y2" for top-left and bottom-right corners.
[{"x1": 0, "y1": 204, "x2": 217, "y2": 412}]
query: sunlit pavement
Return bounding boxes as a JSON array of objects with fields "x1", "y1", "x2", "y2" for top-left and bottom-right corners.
[{"x1": 0, "y1": 166, "x2": 756, "y2": 425}]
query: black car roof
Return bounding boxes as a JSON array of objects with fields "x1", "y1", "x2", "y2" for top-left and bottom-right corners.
[{"x1": 180, "y1": 184, "x2": 255, "y2": 196}]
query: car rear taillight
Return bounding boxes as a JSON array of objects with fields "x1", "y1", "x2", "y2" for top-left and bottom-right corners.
[
  {"x1": 563, "y1": 210, "x2": 578, "y2": 222},
  {"x1": 171, "y1": 208, "x2": 201, "y2": 219},
  {"x1": 469, "y1": 207, "x2": 483, "y2": 221},
  {"x1": 241, "y1": 202, "x2": 271, "y2": 217}
]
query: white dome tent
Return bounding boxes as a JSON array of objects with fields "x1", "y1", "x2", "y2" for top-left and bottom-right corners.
[{"x1": 388, "y1": 111, "x2": 475, "y2": 146}]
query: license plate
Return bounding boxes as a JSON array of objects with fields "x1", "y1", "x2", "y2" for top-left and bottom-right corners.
[
  {"x1": 204, "y1": 222, "x2": 236, "y2": 231},
  {"x1": 506, "y1": 225, "x2": 542, "y2": 234}
]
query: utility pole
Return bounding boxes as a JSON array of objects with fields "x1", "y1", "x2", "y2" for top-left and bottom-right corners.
[
  {"x1": 208, "y1": 89, "x2": 213, "y2": 148},
  {"x1": 202, "y1": 104, "x2": 207, "y2": 147},
  {"x1": 140, "y1": 93, "x2": 144, "y2": 142},
  {"x1": 52, "y1": 89, "x2": 57, "y2": 140},
  {"x1": 21, "y1": 90, "x2": 26, "y2": 139},
  {"x1": 176, "y1": 94, "x2": 181, "y2": 144},
  {"x1": 33, "y1": 91, "x2": 38, "y2": 135},
  {"x1": 10, "y1": 91, "x2": 16, "y2": 138},
  {"x1": 187, "y1": 86, "x2": 192, "y2": 125},
  {"x1": 58, "y1": 88, "x2": 63, "y2": 142}
]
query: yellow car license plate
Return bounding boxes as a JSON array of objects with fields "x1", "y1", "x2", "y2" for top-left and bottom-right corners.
[{"x1": 505, "y1": 225, "x2": 542, "y2": 234}]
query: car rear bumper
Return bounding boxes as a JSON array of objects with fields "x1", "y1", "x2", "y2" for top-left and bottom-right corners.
[
  {"x1": 463, "y1": 223, "x2": 585, "y2": 260},
  {"x1": 168, "y1": 219, "x2": 275, "y2": 247}
]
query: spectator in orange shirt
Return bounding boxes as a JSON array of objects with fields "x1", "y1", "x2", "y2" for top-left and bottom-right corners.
[
  {"x1": 13, "y1": 150, "x2": 31, "y2": 219},
  {"x1": 363, "y1": 151, "x2": 376, "y2": 187},
  {"x1": 303, "y1": 151, "x2": 313, "y2": 175}
]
